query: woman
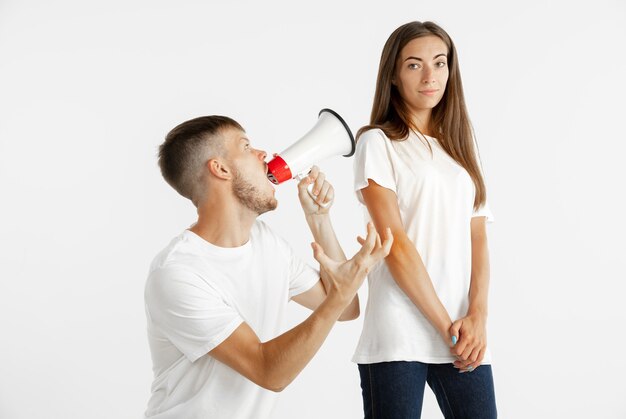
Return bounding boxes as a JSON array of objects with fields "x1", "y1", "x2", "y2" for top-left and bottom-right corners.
[{"x1": 352, "y1": 21, "x2": 497, "y2": 418}]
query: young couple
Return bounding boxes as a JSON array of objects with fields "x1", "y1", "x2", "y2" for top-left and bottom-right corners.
[{"x1": 144, "y1": 21, "x2": 497, "y2": 419}]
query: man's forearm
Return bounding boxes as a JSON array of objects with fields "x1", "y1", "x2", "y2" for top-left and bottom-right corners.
[
  {"x1": 260, "y1": 293, "x2": 346, "y2": 391},
  {"x1": 304, "y1": 214, "x2": 346, "y2": 261},
  {"x1": 305, "y1": 214, "x2": 358, "y2": 320}
]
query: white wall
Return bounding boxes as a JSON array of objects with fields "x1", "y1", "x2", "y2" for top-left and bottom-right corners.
[{"x1": 1, "y1": 0, "x2": 625, "y2": 418}]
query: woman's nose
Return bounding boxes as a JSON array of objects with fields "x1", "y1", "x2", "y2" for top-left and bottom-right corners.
[{"x1": 422, "y1": 67, "x2": 435, "y2": 84}]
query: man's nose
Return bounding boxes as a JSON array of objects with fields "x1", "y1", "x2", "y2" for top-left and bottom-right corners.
[{"x1": 258, "y1": 149, "x2": 267, "y2": 161}]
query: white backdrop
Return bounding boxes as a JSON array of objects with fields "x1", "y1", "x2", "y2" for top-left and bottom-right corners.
[{"x1": 1, "y1": 1, "x2": 625, "y2": 418}]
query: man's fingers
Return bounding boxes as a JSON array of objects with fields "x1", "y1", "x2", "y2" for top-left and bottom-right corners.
[
  {"x1": 354, "y1": 226, "x2": 393, "y2": 265},
  {"x1": 317, "y1": 182, "x2": 331, "y2": 204},
  {"x1": 312, "y1": 171, "x2": 325, "y2": 196},
  {"x1": 311, "y1": 242, "x2": 334, "y2": 270},
  {"x1": 298, "y1": 166, "x2": 319, "y2": 191},
  {"x1": 375, "y1": 232, "x2": 382, "y2": 249},
  {"x1": 371, "y1": 227, "x2": 393, "y2": 259},
  {"x1": 308, "y1": 165, "x2": 320, "y2": 180},
  {"x1": 356, "y1": 223, "x2": 377, "y2": 257},
  {"x1": 297, "y1": 174, "x2": 313, "y2": 192},
  {"x1": 380, "y1": 227, "x2": 393, "y2": 255}
]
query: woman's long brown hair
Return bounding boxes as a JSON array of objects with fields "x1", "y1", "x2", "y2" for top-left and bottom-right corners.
[{"x1": 358, "y1": 21, "x2": 486, "y2": 209}]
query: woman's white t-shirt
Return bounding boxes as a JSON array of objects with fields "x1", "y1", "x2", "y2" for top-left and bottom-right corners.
[{"x1": 352, "y1": 128, "x2": 493, "y2": 364}]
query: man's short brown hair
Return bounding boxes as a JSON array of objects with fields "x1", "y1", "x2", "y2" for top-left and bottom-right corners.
[{"x1": 158, "y1": 115, "x2": 244, "y2": 206}]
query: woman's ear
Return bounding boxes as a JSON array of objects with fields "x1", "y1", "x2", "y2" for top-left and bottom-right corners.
[{"x1": 207, "y1": 158, "x2": 232, "y2": 180}]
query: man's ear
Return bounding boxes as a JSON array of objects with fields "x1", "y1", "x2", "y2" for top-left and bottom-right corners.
[{"x1": 207, "y1": 158, "x2": 232, "y2": 180}]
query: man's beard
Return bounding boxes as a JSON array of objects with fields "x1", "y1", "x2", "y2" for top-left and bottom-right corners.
[{"x1": 232, "y1": 169, "x2": 278, "y2": 215}]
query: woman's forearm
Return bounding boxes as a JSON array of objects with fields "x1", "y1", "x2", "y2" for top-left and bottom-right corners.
[
  {"x1": 468, "y1": 223, "x2": 490, "y2": 317},
  {"x1": 386, "y1": 234, "x2": 452, "y2": 338}
]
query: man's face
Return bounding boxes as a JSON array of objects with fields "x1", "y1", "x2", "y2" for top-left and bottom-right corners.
[{"x1": 222, "y1": 127, "x2": 277, "y2": 215}]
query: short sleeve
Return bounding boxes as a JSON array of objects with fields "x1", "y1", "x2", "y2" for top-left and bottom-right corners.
[
  {"x1": 145, "y1": 268, "x2": 243, "y2": 362},
  {"x1": 284, "y1": 241, "x2": 319, "y2": 300},
  {"x1": 471, "y1": 139, "x2": 494, "y2": 223},
  {"x1": 353, "y1": 129, "x2": 397, "y2": 204},
  {"x1": 253, "y1": 221, "x2": 319, "y2": 301},
  {"x1": 472, "y1": 202, "x2": 495, "y2": 223}
]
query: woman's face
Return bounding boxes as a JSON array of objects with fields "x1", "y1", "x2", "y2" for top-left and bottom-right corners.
[{"x1": 393, "y1": 35, "x2": 449, "y2": 116}]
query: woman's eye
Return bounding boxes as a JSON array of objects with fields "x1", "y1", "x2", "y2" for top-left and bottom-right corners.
[
  {"x1": 408, "y1": 63, "x2": 420, "y2": 70},
  {"x1": 436, "y1": 61, "x2": 447, "y2": 68}
]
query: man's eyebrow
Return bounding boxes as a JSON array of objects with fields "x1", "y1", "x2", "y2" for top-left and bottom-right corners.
[{"x1": 403, "y1": 53, "x2": 447, "y2": 62}]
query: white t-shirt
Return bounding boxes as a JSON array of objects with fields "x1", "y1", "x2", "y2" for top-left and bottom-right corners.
[
  {"x1": 352, "y1": 129, "x2": 493, "y2": 364},
  {"x1": 144, "y1": 220, "x2": 319, "y2": 419}
]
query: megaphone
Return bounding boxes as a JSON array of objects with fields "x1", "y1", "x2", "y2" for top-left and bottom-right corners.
[{"x1": 267, "y1": 108, "x2": 355, "y2": 188}]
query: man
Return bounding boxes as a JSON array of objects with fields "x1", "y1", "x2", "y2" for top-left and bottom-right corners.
[{"x1": 144, "y1": 115, "x2": 392, "y2": 418}]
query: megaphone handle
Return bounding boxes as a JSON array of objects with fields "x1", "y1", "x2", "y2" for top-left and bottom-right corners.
[{"x1": 295, "y1": 172, "x2": 332, "y2": 209}]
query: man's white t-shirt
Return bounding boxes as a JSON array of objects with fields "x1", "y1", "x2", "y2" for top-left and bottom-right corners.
[
  {"x1": 352, "y1": 129, "x2": 493, "y2": 364},
  {"x1": 144, "y1": 220, "x2": 319, "y2": 419}
]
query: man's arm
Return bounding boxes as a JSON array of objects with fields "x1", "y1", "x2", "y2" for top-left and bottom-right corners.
[
  {"x1": 293, "y1": 167, "x2": 359, "y2": 321},
  {"x1": 209, "y1": 223, "x2": 392, "y2": 392}
]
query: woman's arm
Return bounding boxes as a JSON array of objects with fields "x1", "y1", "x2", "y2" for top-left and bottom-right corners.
[
  {"x1": 361, "y1": 179, "x2": 454, "y2": 342},
  {"x1": 468, "y1": 216, "x2": 490, "y2": 317},
  {"x1": 450, "y1": 216, "x2": 490, "y2": 371}
]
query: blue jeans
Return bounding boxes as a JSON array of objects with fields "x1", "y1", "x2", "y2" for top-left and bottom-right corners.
[{"x1": 358, "y1": 362, "x2": 497, "y2": 419}]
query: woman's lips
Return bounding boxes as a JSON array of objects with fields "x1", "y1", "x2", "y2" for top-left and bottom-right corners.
[{"x1": 419, "y1": 89, "x2": 439, "y2": 96}]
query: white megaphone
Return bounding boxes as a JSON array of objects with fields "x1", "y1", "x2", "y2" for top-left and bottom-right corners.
[{"x1": 267, "y1": 108, "x2": 355, "y2": 206}]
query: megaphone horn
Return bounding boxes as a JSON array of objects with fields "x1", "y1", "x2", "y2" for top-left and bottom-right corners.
[{"x1": 267, "y1": 108, "x2": 355, "y2": 186}]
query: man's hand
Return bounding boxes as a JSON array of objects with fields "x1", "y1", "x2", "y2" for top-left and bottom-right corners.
[
  {"x1": 297, "y1": 165, "x2": 334, "y2": 216},
  {"x1": 449, "y1": 312, "x2": 488, "y2": 372},
  {"x1": 312, "y1": 222, "x2": 393, "y2": 305},
  {"x1": 208, "y1": 223, "x2": 392, "y2": 393}
]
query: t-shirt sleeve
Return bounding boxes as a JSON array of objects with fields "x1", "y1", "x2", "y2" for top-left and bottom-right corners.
[
  {"x1": 471, "y1": 139, "x2": 495, "y2": 223},
  {"x1": 270, "y1": 234, "x2": 319, "y2": 300},
  {"x1": 353, "y1": 129, "x2": 397, "y2": 204},
  {"x1": 145, "y1": 267, "x2": 243, "y2": 362},
  {"x1": 287, "y1": 246, "x2": 320, "y2": 300},
  {"x1": 472, "y1": 202, "x2": 495, "y2": 223}
]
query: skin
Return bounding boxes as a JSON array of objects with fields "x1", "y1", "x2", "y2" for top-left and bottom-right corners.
[
  {"x1": 451, "y1": 217, "x2": 490, "y2": 372},
  {"x1": 364, "y1": 35, "x2": 490, "y2": 372},
  {"x1": 392, "y1": 35, "x2": 449, "y2": 136},
  {"x1": 190, "y1": 127, "x2": 393, "y2": 391}
]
